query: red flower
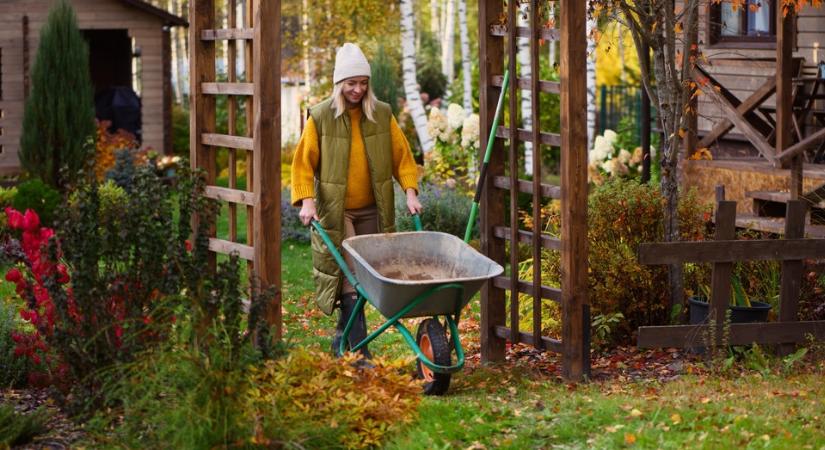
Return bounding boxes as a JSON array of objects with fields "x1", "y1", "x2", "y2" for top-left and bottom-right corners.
[
  {"x1": 5, "y1": 207, "x2": 24, "y2": 229},
  {"x1": 5, "y1": 267, "x2": 22, "y2": 283},
  {"x1": 56, "y1": 264, "x2": 70, "y2": 284},
  {"x1": 184, "y1": 240, "x2": 193, "y2": 252},
  {"x1": 22, "y1": 209, "x2": 40, "y2": 231}
]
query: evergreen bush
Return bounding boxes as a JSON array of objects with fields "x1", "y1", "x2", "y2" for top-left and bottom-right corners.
[
  {"x1": 11, "y1": 179, "x2": 61, "y2": 227},
  {"x1": 371, "y1": 45, "x2": 401, "y2": 114},
  {"x1": 19, "y1": 0, "x2": 95, "y2": 189}
]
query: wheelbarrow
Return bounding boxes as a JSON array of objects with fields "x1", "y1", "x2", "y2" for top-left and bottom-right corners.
[{"x1": 311, "y1": 218, "x2": 503, "y2": 395}]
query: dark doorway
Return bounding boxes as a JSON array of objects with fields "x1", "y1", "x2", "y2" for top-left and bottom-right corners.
[{"x1": 82, "y1": 29, "x2": 132, "y2": 94}]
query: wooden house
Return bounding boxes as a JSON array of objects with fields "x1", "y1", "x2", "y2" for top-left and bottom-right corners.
[
  {"x1": 681, "y1": 1, "x2": 825, "y2": 237},
  {"x1": 0, "y1": 0, "x2": 187, "y2": 175}
]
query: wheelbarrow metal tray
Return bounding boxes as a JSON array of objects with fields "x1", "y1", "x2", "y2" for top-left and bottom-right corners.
[{"x1": 342, "y1": 231, "x2": 504, "y2": 318}]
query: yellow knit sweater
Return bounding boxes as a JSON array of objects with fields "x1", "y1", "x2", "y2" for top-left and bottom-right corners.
[{"x1": 290, "y1": 107, "x2": 419, "y2": 209}]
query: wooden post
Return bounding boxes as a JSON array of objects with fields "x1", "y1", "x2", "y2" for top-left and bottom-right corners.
[
  {"x1": 479, "y1": 0, "x2": 507, "y2": 363},
  {"x1": 189, "y1": 0, "x2": 217, "y2": 270},
  {"x1": 252, "y1": 0, "x2": 282, "y2": 340},
  {"x1": 529, "y1": 0, "x2": 543, "y2": 350},
  {"x1": 507, "y1": 0, "x2": 520, "y2": 346},
  {"x1": 779, "y1": 200, "x2": 805, "y2": 355},
  {"x1": 560, "y1": 0, "x2": 590, "y2": 380},
  {"x1": 710, "y1": 201, "x2": 736, "y2": 326},
  {"x1": 228, "y1": 0, "x2": 238, "y2": 242},
  {"x1": 777, "y1": 6, "x2": 801, "y2": 199}
]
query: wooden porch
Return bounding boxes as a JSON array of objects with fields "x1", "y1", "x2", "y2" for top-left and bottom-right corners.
[{"x1": 686, "y1": 6, "x2": 825, "y2": 239}]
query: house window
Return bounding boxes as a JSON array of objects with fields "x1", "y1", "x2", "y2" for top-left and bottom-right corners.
[{"x1": 710, "y1": 0, "x2": 776, "y2": 45}]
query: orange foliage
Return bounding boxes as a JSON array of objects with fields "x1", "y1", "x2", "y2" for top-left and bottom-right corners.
[{"x1": 94, "y1": 120, "x2": 139, "y2": 180}]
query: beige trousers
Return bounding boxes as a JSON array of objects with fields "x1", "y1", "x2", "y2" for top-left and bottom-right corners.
[{"x1": 341, "y1": 204, "x2": 379, "y2": 295}]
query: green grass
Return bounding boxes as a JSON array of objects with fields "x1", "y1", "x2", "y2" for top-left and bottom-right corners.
[{"x1": 276, "y1": 242, "x2": 825, "y2": 449}]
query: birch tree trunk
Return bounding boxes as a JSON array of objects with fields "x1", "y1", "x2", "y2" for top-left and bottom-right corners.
[
  {"x1": 175, "y1": 0, "x2": 188, "y2": 100},
  {"x1": 517, "y1": 3, "x2": 533, "y2": 175},
  {"x1": 431, "y1": 0, "x2": 440, "y2": 36},
  {"x1": 401, "y1": 0, "x2": 434, "y2": 152},
  {"x1": 170, "y1": 0, "x2": 182, "y2": 103},
  {"x1": 441, "y1": 0, "x2": 455, "y2": 88},
  {"x1": 458, "y1": 0, "x2": 472, "y2": 112},
  {"x1": 549, "y1": 2, "x2": 556, "y2": 68},
  {"x1": 586, "y1": 0, "x2": 597, "y2": 150},
  {"x1": 302, "y1": 0, "x2": 311, "y2": 93}
]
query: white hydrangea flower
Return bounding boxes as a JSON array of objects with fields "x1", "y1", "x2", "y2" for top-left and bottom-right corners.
[
  {"x1": 601, "y1": 158, "x2": 629, "y2": 177},
  {"x1": 447, "y1": 103, "x2": 467, "y2": 131},
  {"x1": 461, "y1": 114, "x2": 480, "y2": 149},
  {"x1": 426, "y1": 108, "x2": 450, "y2": 142},
  {"x1": 602, "y1": 129, "x2": 618, "y2": 145}
]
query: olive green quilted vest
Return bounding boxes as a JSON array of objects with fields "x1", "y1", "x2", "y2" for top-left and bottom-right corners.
[{"x1": 309, "y1": 98, "x2": 395, "y2": 315}]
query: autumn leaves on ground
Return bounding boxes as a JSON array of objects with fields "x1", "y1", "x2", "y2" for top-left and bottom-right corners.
[{"x1": 279, "y1": 241, "x2": 825, "y2": 450}]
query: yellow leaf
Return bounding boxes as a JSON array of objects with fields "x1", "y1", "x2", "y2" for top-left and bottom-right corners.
[
  {"x1": 630, "y1": 408, "x2": 643, "y2": 418},
  {"x1": 624, "y1": 433, "x2": 637, "y2": 445},
  {"x1": 671, "y1": 413, "x2": 682, "y2": 424}
]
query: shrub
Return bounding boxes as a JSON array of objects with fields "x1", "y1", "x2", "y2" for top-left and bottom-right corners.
[
  {"x1": 243, "y1": 349, "x2": 421, "y2": 449},
  {"x1": 395, "y1": 182, "x2": 474, "y2": 239},
  {"x1": 11, "y1": 179, "x2": 61, "y2": 227},
  {"x1": 105, "y1": 149, "x2": 139, "y2": 191},
  {"x1": 19, "y1": 0, "x2": 95, "y2": 189},
  {"x1": 526, "y1": 179, "x2": 712, "y2": 342},
  {"x1": 0, "y1": 187, "x2": 17, "y2": 210},
  {"x1": 171, "y1": 103, "x2": 190, "y2": 156},
  {"x1": 86, "y1": 256, "x2": 277, "y2": 448},
  {"x1": 1, "y1": 164, "x2": 219, "y2": 413},
  {"x1": 94, "y1": 120, "x2": 140, "y2": 181},
  {"x1": 0, "y1": 299, "x2": 33, "y2": 388},
  {"x1": 371, "y1": 44, "x2": 401, "y2": 115}
]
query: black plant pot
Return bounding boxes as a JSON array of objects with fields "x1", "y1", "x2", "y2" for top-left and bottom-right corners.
[{"x1": 688, "y1": 296, "x2": 772, "y2": 325}]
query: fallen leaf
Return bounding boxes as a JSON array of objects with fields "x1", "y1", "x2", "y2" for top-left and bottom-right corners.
[{"x1": 624, "y1": 433, "x2": 637, "y2": 445}]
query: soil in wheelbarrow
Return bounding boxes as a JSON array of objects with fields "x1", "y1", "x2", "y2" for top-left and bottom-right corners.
[{"x1": 375, "y1": 258, "x2": 471, "y2": 281}]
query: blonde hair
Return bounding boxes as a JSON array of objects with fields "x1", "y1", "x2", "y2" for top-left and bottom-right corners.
[{"x1": 331, "y1": 80, "x2": 378, "y2": 122}]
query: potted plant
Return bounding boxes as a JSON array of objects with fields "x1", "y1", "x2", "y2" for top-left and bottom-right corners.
[{"x1": 689, "y1": 275, "x2": 772, "y2": 325}]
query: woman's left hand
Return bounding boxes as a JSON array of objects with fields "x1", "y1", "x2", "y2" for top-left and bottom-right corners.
[{"x1": 406, "y1": 188, "x2": 423, "y2": 215}]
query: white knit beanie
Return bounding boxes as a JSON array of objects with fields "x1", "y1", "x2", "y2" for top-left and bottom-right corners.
[{"x1": 333, "y1": 43, "x2": 371, "y2": 84}]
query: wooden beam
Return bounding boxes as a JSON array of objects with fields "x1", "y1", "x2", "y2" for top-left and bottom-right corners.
[
  {"x1": 493, "y1": 276, "x2": 562, "y2": 302},
  {"x1": 698, "y1": 77, "x2": 776, "y2": 148},
  {"x1": 252, "y1": 0, "x2": 282, "y2": 341},
  {"x1": 493, "y1": 226, "x2": 561, "y2": 251},
  {"x1": 201, "y1": 28, "x2": 254, "y2": 40},
  {"x1": 491, "y1": 75, "x2": 560, "y2": 94},
  {"x1": 479, "y1": 0, "x2": 508, "y2": 363},
  {"x1": 208, "y1": 238, "x2": 254, "y2": 260},
  {"x1": 560, "y1": 0, "x2": 590, "y2": 381},
  {"x1": 637, "y1": 321, "x2": 825, "y2": 348},
  {"x1": 710, "y1": 201, "x2": 736, "y2": 324},
  {"x1": 489, "y1": 24, "x2": 558, "y2": 41},
  {"x1": 204, "y1": 185, "x2": 257, "y2": 206},
  {"x1": 699, "y1": 75, "x2": 777, "y2": 162},
  {"x1": 202, "y1": 133, "x2": 254, "y2": 150},
  {"x1": 776, "y1": 5, "x2": 795, "y2": 174},
  {"x1": 496, "y1": 126, "x2": 561, "y2": 147},
  {"x1": 202, "y1": 82, "x2": 255, "y2": 96},
  {"x1": 638, "y1": 239, "x2": 825, "y2": 264},
  {"x1": 779, "y1": 201, "x2": 805, "y2": 354},
  {"x1": 507, "y1": 0, "x2": 519, "y2": 346},
  {"x1": 776, "y1": 128, "x2": 825, "y2": 165},
  {"x1": 494, "y1": 326, "x2": 564, "y2": 353},
  {"x1": 492, "y1": 176, "x2": 562, "y2": 199}
]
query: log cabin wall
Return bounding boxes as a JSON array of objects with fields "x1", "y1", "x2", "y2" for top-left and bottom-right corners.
[{"x1": 0, "y1": 0, "x2": 183, "y2": 175}]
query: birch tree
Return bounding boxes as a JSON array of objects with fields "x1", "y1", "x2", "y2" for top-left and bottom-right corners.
[
  {"x1": 517, "y1": 3, "x2": 534, "y2": 175},
  {"x1": 401, "y1": 0, "x2": 434, "y2": 152},
  {"x1": 440, "y1": 0, "x2": 456, "y2": 87},
  {"x1": 586, "y1": 0, "x2": 597, "y2": 150},
  {"x1": 458, "y1": 0, "x2": 472, "y2": 112}
]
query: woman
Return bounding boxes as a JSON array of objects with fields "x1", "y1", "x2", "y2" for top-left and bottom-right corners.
[{"x1": 291, "y1": 43, "x2": 422, "y2": 358}]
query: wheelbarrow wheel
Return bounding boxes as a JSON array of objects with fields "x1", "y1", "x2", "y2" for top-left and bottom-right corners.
[{"x1": 415, "y1": 318, "x2": 451, "y2": 396}]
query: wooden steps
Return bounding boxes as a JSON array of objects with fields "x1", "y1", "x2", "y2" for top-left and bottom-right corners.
[{"x1": 735, "y1": 213, "x2": 825, "y2": 238}]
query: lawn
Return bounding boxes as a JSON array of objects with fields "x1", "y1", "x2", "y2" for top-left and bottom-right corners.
[{"x1": 279, "y1": 240, "x2": 825, "y2": 449}]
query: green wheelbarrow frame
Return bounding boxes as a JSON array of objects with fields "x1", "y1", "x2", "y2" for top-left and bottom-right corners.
[{"x1": 311, "y1": 218, "x2": 466, "y2": 374}]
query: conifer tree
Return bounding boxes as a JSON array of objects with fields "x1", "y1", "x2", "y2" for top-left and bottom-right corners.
[{"x1": 20, "y1": 0, "x2": 95, "y2": 189}]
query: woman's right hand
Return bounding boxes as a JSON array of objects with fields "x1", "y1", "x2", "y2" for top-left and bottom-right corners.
[{"x1": 299, "y1": 198, "x2": 319, "y2": 226}]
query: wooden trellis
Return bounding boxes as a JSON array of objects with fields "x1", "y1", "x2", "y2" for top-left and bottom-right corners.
[
  {"x1": 479, "y1": 0, "x2": 589, "y2": 380},
  {"x1": 637, "y1": 194, "x2": 825, "y2": 351},
  {"x1": 189, "y1": 0, "x2": 281, "y2": 338}
]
